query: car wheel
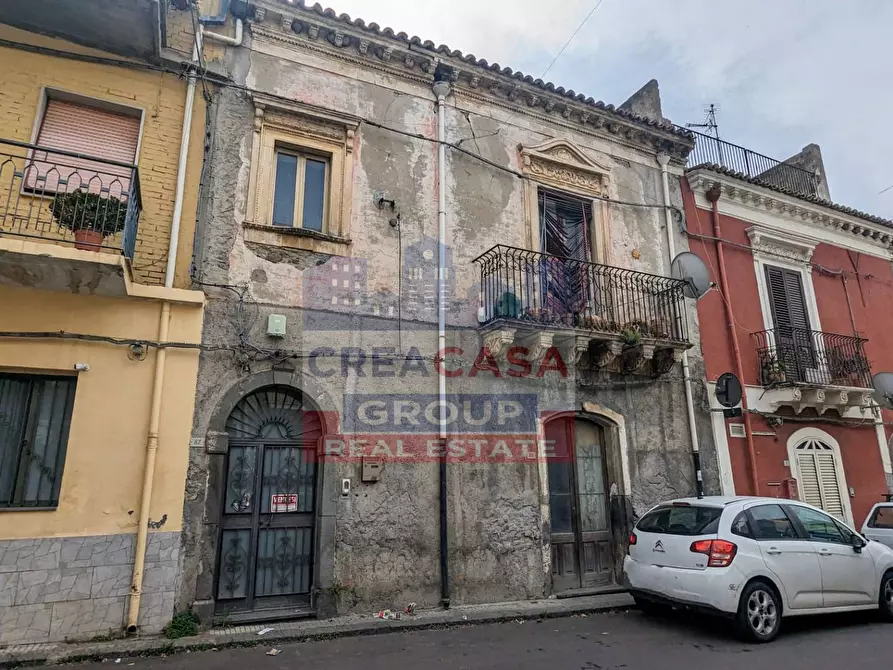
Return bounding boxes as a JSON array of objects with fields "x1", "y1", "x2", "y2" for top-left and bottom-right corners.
[
  {"x1": 633, "y1": 596, "x2": 665, "y2": 617},
  {"x1": 880, "y1": 572, "x2": 893, "y2": 621},
  {"x1": 735, "y1": 580, "x2": 781, "y2": 643}
]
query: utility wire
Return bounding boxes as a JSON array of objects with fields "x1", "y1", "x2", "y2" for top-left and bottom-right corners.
[{"x1": 541, "y1": 0, "x2": 608, "y2": 81}]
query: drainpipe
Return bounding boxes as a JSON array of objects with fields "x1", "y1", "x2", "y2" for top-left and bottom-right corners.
[
  {"x1": 432, "y1": 78, "x2": 451, "y2": 608},
  {"x1": 201, "y1": 18, "x2": 244, "y2": 46},
  {"x1": 657, "y1": 155, "x2": 703, "y2": 498},
  {"x1": 127, "y1": 28, "x2": 203, "y2": 634},
  {"x1": 707, "y1": 186, "x2": 760, "y2": 495}
]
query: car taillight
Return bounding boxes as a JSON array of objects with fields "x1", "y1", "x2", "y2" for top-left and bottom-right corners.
[
  {"x1": 690, "y1": 539, "x2": 737, "y2": 567},
  {"x1": 627, "y1": 532, "x2": 637, "y2": 554}
]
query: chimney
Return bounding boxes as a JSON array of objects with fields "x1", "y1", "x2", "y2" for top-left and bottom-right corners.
[
  {"x1": 619, "y1": 79, "x2": 665, "y2": 123},
  {"x1": 781, "y1": 144, "x2": 831, "y2": 201}
]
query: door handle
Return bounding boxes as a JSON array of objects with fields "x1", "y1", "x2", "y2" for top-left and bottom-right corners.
[{"x1": 766, "y1": 548, "x2": 781, "y2": 555}]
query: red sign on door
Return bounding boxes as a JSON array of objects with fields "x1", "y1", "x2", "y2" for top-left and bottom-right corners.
[{"x1": 271, "y1": 493, "x2": 298, "y2": 513}]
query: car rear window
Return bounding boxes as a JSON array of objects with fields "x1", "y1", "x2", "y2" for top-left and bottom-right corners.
[
  {"x1": 636, "y1": 505, "x2": 722, "y2": 536},
  {"x1": 869, "y1": 506, "x2": 893, "y2": 529}
]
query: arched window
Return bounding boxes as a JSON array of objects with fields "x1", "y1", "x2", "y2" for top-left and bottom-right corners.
[{"x1": 788, "y1": 430, "x2": 852, "y2": 524}]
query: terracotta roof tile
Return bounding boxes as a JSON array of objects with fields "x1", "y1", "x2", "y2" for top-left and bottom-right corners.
[
  {"x1": 690, "y1": 163, "x2": 893, "y2": 228},
  {"x1": 272, "y1": 0, "x2": 691, "y2": 139}
]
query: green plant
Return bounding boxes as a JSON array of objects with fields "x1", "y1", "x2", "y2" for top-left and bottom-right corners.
[
  {"x1": 163, "y1": 611, "x2": 200, "y2": 639},
  {"x1": 619, "y1": 328, "x2": 642, "y2": 347},
  {"x1": 51, "y1": 190, "x2": 128, "y2": 235}
]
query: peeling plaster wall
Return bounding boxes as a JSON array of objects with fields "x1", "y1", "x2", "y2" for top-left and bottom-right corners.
[{"x1": 180, "y1": 28, "x2": 718, "y2": 618}]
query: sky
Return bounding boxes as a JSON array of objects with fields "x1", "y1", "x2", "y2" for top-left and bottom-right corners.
[{"x1": 325, "y1": 0, "x2": 893, "y2": 218}]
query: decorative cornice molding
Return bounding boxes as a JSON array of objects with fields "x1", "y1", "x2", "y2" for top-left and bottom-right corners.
[
  {"x1": 519, "y1": 138, "x2": 611, "y2": 196},
  {"x1": 746, "y1": 227, "x2": 815, "y2": 265},
  {"x1": 688, "y1": 171, "x2": 893, "y2": 252},
  {"x1": 246, "y1": 5, "x2": 692, "y2": 161}
]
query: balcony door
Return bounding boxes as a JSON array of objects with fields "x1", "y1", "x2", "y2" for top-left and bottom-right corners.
[
  {"x1": 765, "y1": 265, "x2": 816, "y2": 383},
  {"x1": 546, "y1": 416, "x2": 614, "y2": 592},
  {"x1": 538, "y1": 189, "x2": 594, "y2": 324}
]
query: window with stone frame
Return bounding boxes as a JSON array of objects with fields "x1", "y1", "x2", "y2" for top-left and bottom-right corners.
[{"x1": 244, "y1": 95, "x2": 358, "y2": 254}]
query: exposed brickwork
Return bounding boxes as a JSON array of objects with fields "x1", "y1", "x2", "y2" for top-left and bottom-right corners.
[{"x1": 0, "y1": 26, "x2": 205, "y2": 287}]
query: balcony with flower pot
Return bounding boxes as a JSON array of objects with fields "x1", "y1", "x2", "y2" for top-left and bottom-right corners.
[
  {"x1": 0, "y1": 138, "x2": 142, "y2": 296},
  {"x1": 752, "y1": 327, "x2": 874, "y2": 415},
  {"x1": 472, "y1": 245, "x2": 693, "y2": 375}
]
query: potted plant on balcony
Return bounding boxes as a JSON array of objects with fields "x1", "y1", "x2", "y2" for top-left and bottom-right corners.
[
  {"x1": 761, "y1": 356, "x2": 786, "y2": 385},
  {"x1": 50, "y1": 190, "x2": 128, "y2": 251},
  {"x1": 619, "y1": 326, "x2": 644, "y2": 373}
]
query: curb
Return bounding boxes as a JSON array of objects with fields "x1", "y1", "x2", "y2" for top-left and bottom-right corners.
[{"x1": 0, "y1": 593, "x2": 634, "y2": 667}]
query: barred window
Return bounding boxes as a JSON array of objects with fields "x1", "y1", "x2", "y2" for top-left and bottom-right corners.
[{"x1": 0, "y1": 373, "x2": 77, "y2": 509}]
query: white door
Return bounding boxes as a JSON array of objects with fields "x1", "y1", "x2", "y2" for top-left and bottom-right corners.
[
  {"x1": 748, "y1": 504, "x2": 823, "y2": 610},
  {"x1": 787, "y1": 505, "x2": 875, "y2": 606},
  {"x1": 794, "y1": 439, "x2": 849, "y2": 525}
]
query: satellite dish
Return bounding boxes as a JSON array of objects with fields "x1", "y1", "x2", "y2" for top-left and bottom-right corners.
[
  {"x1": 715, "y1": 372, "x2": 743, "y2": 408},
  {"x1": 671, "y1": 252, "x2": 712, "y2": 300},
  {"x1": 872, "y1": 372, "x2": 893, "y2": 409}
]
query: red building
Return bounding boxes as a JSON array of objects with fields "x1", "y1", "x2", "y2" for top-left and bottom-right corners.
[{"x1": 681, "y1": 135, "x2": 893, "y2": 527}]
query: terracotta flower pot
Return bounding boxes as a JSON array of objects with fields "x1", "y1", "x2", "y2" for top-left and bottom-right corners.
[{"x1": 73, "y1": 229, "x2": 104, "y2": 252}]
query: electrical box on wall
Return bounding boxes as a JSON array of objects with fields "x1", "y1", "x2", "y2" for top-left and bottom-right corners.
[
  {"x1": 362, "y1": 457, "x2": 383, "y2": 482},
  {"x1": 267, "y1": 314, "x2": 286, "y2": 338}
]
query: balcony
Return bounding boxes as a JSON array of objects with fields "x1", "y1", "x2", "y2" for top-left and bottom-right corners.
[
  {"x1": 752, "y1": 327, "x2": 874, "y2": 414},
  {"x1": 682, "y1": 128, "x2": 820, "y2": 199},
  {"x1": 0, "y1": 0, "x2": 161, "y2": 61},
  {"x1": 473, "y1": 245, "x2": 692, "y2": 375},
  {"x1": 0, "y1": 138, "x2": 142, "y2": 296}
]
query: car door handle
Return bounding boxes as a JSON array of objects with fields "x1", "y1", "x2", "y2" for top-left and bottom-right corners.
[
  {"x1": 766, "y1": 547, "x2": 782, "y2": 555},
  {"x1": 819, "y1": 549, "x2": 831, "y2": 556}
]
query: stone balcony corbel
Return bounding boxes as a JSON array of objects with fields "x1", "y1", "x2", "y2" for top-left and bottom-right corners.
[{"x1": 482, "y1": 326, "x2": 516, "y2": 359}]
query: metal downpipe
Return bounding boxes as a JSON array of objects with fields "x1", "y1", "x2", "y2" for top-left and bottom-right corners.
[
  {"x1": 433, "y1": 79, "x2": 451, "y2": 608},
  {"x1": 657, "y1": 154, "x2": 703, "y2": 497}
]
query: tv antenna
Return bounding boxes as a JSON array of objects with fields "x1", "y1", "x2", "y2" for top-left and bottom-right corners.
[
  {"x1": 686, "y1": 103, "x2": 723, "y2": 167},
  {"x1": 687, "y1": 104, "x2": 721, "y2": 140}
]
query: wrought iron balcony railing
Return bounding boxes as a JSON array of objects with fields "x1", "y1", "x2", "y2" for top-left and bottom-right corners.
[
  {"x1": 0, "y1": 138, "x2": 142, "y2": 258},
  {"x1": 473, "y1": 245, "x2": 690, "y2": 344},
  {"x1": 681, "y1": 127, "x2": 819, "y2": 199},
  {"x1": 753, "y1": 327, "x2": 871, "y2": 388}
]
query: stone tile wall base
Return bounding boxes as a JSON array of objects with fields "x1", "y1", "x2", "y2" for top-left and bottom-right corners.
[{"x1": 0, "y1": 532, "x2": 180, "y2": 645}]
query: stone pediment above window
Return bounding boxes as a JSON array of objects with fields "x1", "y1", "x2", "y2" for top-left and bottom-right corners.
[
  {"x1": 746, "y1": 226, "x2": 815, "y2": 265},
  {"x1": 519, "y1": 139, "x2": 611, "y2": 196}
]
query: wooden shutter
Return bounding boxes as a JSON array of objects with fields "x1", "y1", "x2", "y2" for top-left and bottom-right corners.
[
  {"x1": 796, "y1": 451, "x2": 822, "y2": 508},
  {"x1": 764, "y1": 265, "x2": 811, "y2": 331},
  {"x1": 796, "y1": 439, "x2": 846, "y2": 522},
  {"x1": 28, "y1": 99, "x2": 139, "y2": 195}
]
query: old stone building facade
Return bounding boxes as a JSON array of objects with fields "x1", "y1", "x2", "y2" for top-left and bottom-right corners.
[{"x1": 182, "y1": 0, "x2": 720, "y2": 623}]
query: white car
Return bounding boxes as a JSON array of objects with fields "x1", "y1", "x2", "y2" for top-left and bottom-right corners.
[
  {"x1": 624, "y1": 496, "x2": 893, "y2": 642},
  {"x1": 862, "y1": 501, "x2": 893, "y2": 550}
]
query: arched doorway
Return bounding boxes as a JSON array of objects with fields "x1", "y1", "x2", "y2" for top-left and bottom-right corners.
[
  {"x1": 545, "y1": 415, "x2": 614, "y2": 591},
  {"x1": 214, "y1": 385, "x2": 323, "y2": 617},
  {"x1": 787, "y1": 429, "x2": 852, "y2": 525}
]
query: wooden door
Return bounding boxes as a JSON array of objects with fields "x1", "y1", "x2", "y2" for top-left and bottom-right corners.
[{"x1": 546, "y1": 417, "x2": 614, "y2": 592}]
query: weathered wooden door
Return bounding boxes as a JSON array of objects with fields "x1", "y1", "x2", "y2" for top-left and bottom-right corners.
[
  {"x1": 547, "y1": 417, "x2": 613, "y2": 591},
  {"x1": 215, "y1": 386, "x2": 322, "y2": 617}
]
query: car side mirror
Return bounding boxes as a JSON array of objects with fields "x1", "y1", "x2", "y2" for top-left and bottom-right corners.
[{"x1": 852, "y1": 534, "x2": 866, "y2": 553}]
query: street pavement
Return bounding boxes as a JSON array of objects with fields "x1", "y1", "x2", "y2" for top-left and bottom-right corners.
[{"x1": 76, "y1": 608, "x2": 893, "y2": 670}]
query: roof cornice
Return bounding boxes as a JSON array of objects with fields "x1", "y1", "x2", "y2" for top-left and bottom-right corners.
[
  {"x1": 687, "y1": 168, "x2": 893, "y2": 252},
  {"x1": 245, "y1": 0, "x2": 694, "y2": 162}
]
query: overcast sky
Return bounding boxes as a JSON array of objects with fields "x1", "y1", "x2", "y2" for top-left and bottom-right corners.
[{"x1": 327, "y1": 0, "x2": 892, "y2": 218}]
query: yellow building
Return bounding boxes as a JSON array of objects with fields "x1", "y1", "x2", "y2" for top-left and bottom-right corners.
[{"x1": 0, "y1": 0, "x2": 206, "y2": 643}]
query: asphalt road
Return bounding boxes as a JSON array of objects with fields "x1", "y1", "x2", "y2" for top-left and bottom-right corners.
[{"x1": 79, "y1": 609, "x2": 893, "y2": 670}]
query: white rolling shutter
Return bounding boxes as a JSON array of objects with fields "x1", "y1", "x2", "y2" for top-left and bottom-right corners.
[{"x1": 794, "y1": 439, "x2": 846, "y2": 523}]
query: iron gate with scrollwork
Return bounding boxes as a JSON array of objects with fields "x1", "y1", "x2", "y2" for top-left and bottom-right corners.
[{"x1": 215, "y1": 386, "x2": 321, "y2": 616}]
